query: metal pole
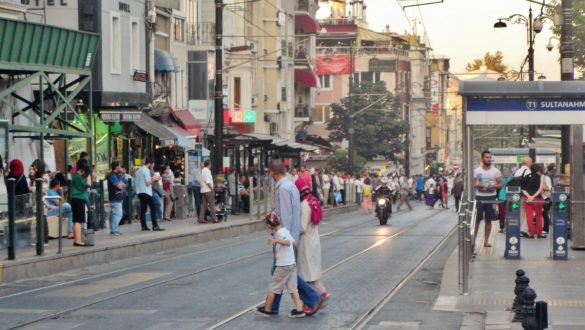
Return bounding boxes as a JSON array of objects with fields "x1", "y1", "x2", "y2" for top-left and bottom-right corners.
[
  {"x1": 560, "y1": 0, "x2": 574, "y2": 173},
  {"x1": 39, "y1": 76, "x2": 44, "y2": 162},
  {"x1": 35, "y1": 179, "x2": 44, "y2": 256},
  {"x1": 348, "y1": 44, "x2": 354, "y2": 174},
  {"x1": 527, "y1": 8, "x2": 537, "y2": 163},
  {"x1": 57, "y1": 202, "x2": 62, "y2": 254},
  {"x1": 7, "y1": 178, "x2": 15, "y2": 260},
  {"x1": 213, "y1": 0, "x2": 224, "y2": 175}
]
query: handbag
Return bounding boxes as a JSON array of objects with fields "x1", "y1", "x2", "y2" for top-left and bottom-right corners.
[{"x1": 334, "y1": 191, "x2": 342, "y2": 203}]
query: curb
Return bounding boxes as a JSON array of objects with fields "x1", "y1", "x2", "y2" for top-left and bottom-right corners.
[{"x1": 0, "y1": 204, "x2": 358, "y2": 283}]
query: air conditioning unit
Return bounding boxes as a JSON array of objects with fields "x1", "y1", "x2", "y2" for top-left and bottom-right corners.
[
  {"x1": 269, "y1": 122, "x2": 278, "y2": 135},
  {"x1": 251, "y1": 96, "x2": 257, "y2": 106},
  {"x1": 249, "y1": 41, "x2": 257, "y2": 54}
]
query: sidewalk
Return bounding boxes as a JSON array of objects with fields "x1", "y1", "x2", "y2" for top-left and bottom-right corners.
[
  {"x1": 435, "y1": 226, "x2": 585, "y2": 330},
  {"x1": 0, "y1": 204, "x2": 358, "y2": 284}
]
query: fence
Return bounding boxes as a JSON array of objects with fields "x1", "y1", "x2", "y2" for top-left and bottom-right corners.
[{"x1": 458, "y1": 191, "x2": 477, "y2": 295}]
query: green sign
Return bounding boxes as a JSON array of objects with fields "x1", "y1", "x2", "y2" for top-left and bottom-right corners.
[{"x1": 243, "y1": 110, "x2": 256, "y2": 123}]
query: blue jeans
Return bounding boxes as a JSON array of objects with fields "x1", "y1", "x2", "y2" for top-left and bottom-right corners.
[
  {"x1": 110, "y1": 202, "x2": 123, "y2": 233},
  {"x1": 356, "y1": 192, "x2": 362, "y2": 206},
  {"x1": 271, "y1": 265, "x2": 320, "y2": 312},
  {"x1": 192, "y1": 186, "x2": 202, "y2": 216},
  {"x1": 146, "y1": 193, "x2": 163, "y2": 223},
  {"x1": 47, "y1": 203, "x2": 73, "y2": 233}
]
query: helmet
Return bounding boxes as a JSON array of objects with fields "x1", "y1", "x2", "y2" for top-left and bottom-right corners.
[
  {"x1": 264, "y1": 211, "x2": 281, "y2": 227},
  {"x1": 380, "y1": 177, "x2": 389, "y2": 186}
]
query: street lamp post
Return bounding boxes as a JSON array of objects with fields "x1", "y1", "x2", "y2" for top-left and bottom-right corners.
[{"x1": 494, "y1": 7, "x2": 546, "y2": 162}]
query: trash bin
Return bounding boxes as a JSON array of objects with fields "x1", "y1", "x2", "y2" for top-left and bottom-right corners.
[{"x1": 173, "y1": 185, "x2": 187, "y2": 220}]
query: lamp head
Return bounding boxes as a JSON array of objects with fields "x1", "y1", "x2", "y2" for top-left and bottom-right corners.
[
  {"x1": 546, "y1": 41, "x2": 554, "y2": 51},
  {"x1": 533, "y1": 18, "x2": 544, "y2": 33},
  {"x1": 494, "y1": 19, "x2": 507, "y2": 28}
]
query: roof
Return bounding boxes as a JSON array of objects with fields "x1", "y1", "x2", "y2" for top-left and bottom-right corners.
[
  {"x1": 0, "y1": 17, "x2": 99, "y2": 74},
  {"x1": 459, "y1": 81, "x2": 585, "y2": 97}
]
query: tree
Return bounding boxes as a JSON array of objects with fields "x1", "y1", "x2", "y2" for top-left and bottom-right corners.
[
  {"x1": 549, "y1": 1, "x2": 585, "y2": 78},
  {"x1": 327, "y1": 148, "x2": 366, "y2": 173},
  {"x1": 465, "y1": 51, "x2": 509, "y2": 73},
  {"x1": 327, "y1": 81, "x2": 409, "y2": 161}
]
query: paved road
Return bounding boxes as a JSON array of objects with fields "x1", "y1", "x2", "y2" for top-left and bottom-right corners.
[{"x1": 0, "y1": 201, "x2": 461, "y2": 330}]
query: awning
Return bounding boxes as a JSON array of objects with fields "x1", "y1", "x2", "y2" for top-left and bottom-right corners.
[
  {"x1": 295, "y1": 69, "x2": 319, "y2": 88},
  {"x1": 165, "y1": 125, "x2": 193, "y2": 149},
  {"x1": 172, "y1": 109, "x2": 201, "y2": 136},
  {"x1": 154, "y1": 49, "x2": 177, "y2": 72},
  {"x1": 295, "y1": 12, "x2": 320, "y2": 34},
  {"x1": 134, "y1": 113, "x2": 176, "y2": 147}
]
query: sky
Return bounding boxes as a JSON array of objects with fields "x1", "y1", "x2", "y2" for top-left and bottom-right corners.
[{"x1": 317, "y1": 0, "x2": 561, "y2": 81}]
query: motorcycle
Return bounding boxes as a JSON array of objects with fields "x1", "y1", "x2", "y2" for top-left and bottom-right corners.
[{"x1": 375, "y1": 189, "x2": 395, "y2": 225}]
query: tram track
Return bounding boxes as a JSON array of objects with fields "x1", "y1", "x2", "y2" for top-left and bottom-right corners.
[
  {"x1": 3, "y1": 211, "x2": 369, "y2": 329},
  {"x1": 203, "y1": 210, "x2": 451, "y2": 330},
  {"x1": 4, "y1": 208, "x2": 451, "y2": 329}
]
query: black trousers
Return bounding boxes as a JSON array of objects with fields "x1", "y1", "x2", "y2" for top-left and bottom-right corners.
[
  {"x1": 543, "y1": 198, "x2": 551, "y2": 232},
  {"x1": 138, "y1": 193, "x2": 159, "y2": 228}
]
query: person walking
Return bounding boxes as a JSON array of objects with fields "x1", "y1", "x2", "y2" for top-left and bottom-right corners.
[
  {"x1": 522, "y1": 164, "x2": 546, "y2": 239},
  {"x1": 198, "y1": 160, "x2": 218, "y2": 223},
  {"x1": 353, "y1": 175, "x2": 363, "y2": 206},
  {"x1": 107, "y1": 161, "x2": 127, "y2": 236},
  {"x1": 70, "y1": 159, "x2": 92, "y2": 246},
  {"x1": 259, "y1": 160, "x2": 322, "y2": 316},
  {"x1": 332, "y1": 172, "x2": 340, "y2": 207},
  {"x1": 473, "y1": 151, "x2": 502, "y2": 247},
  {"x1": 514, "y1": 157, "x2": 532, "y2": 237},
  {"x1": 438, "y1": 177, "x2": 449, "y2": 209},
  {"x1": 256, "y1": 212, "x2": 306, "y2": 318},
  {"x1": 135, "y1": 157, "x2": 165, "y2": 231},
  {"x1": 416, "y1": 175, "x2": 425, "y2": 201},
  {"x1": 161, "y1": 164, "x2": 175, "y2": 221},
  {"x1": 321, "y1": 170, "x2": 331, "y2": 208},
  {"x1": 452, "y1": 173, "x2": 464, "y2": 211},
  {"x1": 542, "y1": 164, "x2": 555, "y2": 234},
  {"x1": 497, "y1": 168, "x2": 513, "y2": 232},
  {"x1": 396, "y1": 175, "x2": 413, "y2": 212},
  {"x1": 295, "y1": 179, "x2": 329, "y2": 306},
  {"x1": 362, "y1": 177, "x2": 373, "y2": 214},
  {"x1": 191, "y1": 165, "x2": 203, "y2": 216}
]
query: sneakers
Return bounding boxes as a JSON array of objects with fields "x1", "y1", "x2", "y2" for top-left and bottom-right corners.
[
  {"x1": 110, "y1": 231, "x2": 122, "y2": 236},
  {"x1": 255, "y1": 306, "x2": 277, "y2": 317},
  {"x1": 288, "y1": 309, "x2": 306, "y2": 318}
]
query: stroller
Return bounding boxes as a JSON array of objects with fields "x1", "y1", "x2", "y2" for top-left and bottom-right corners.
[{"x1": 203, "y1": 187, "x2": 230, "y2": 222}]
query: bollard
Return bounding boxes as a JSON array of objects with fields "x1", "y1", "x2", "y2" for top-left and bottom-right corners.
[
  {"x1": 35, "y1": 179, "x2": 44, "y2": 256},
  {"x1": 513, "y1": 276, "x2": 531, "y2": 322},
  {"x1": 124, "y1": 178, "x2": 133, "y2": 225},
  {"x1": 511, "y1": 269, "x2": 526, "y2": 312},
  {"x1": 521, "y1": 288, "x2": 538, "y2": 330},
  {"x1": 7, "y1": 178, "x2": 16, "y2": 260},
  {"x1": 536, "y1": 300, "x2": 548, "y2": 330}
]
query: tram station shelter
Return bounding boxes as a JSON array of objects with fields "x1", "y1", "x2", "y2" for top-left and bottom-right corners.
[{"x1": 459, "y1": 80, "x2": 585, "y2": 249}]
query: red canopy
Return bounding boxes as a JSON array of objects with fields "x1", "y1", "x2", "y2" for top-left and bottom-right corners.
[
  {"x1": 172, "y1": 109, "x2": 201, "y2": 137},
  {"x1": 295, "y1": 69, "x2": 319, "y2": 88},
  {"x1": 295, "y1": 13, "x2": 320, "y2": 34}
]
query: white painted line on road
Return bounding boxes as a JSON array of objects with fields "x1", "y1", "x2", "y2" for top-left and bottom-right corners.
[{"x1": 433, "y1": 295, "x2": 458, "y2": 311}]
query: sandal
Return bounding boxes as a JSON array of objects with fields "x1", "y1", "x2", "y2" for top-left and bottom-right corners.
[
  {"x1": 483, "y1": 243, "x2": 492, "y2": 248},
  {"x1": 73, "y1": 242, "x2": 87, "y2": 247}
]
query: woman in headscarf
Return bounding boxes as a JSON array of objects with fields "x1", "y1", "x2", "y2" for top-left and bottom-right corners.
[
  {"x1": 70, "y1": 159, "x2": 91, "y2": 246},
  {"x1": 7, "y1": 159, "x2": 29, "y2": 196},
  {"x1": 295, "y1": 179, "x2": 329, "y2": 306}
]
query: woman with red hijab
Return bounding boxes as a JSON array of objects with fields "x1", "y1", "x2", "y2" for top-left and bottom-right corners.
[
  {"x1": 7, "y1": 159, "x2": 30, "y2": 196},
  {"x1": 295, "y1": 179, "x2": 330, "y2": 307}
]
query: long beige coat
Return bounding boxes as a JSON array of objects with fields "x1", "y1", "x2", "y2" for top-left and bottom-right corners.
[{"x1": 297, "y1": 200, "x2": 322, "y2": 281}]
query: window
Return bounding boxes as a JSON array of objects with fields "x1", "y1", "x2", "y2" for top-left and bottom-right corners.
[
  {"x1": 352, "y1": 72, "x2": 381, "y2": 85},
  {"x1": 188, "y1": 51, "x2": 209, "y2": 100},
  {"x1": 130, "y1": 19, "x2": 140, "y2": 71},
  {"x1": 174, "y1": 17, "x2": 184, "y2": 42},
  {"x1": 111, "y1": 12, "x2": 121, "y2": 74},
  {"x1": 281, "y1": 87, "x2": 287, "y2": 102},
  {"x1": 234, "y1": 77, "x2": 241, "y2": 110},
  {"x1": 426, "y1": 128, "x2": 432, "y2": 148},
  {"x1": 319, "y1": 75, "x2": 331, "y2": 89}
]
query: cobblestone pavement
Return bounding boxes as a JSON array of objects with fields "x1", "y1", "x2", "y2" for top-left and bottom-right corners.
[{"x1": 0, "y1": 201, "x2": 459, "y2": 330}]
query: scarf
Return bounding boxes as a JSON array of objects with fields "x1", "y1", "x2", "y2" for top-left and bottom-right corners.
[{"x1": 295, "y1": 179, "x2": 322, "y2": 225}]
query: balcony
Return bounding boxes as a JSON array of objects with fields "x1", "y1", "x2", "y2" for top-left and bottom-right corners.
[
  {"x1": 186, "y1": 22, "x2": 215, "y2": 47},
  {"x1": 319, "y1": 18, "x2": 357, "y2": 27},
  {"x1": 295, "y1": 104, "x2": 310, "y2": 120}
]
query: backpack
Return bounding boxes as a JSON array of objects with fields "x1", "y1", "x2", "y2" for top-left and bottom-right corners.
[{"x1": 507, "y1": 169, "x2": 528, "y2": 189}]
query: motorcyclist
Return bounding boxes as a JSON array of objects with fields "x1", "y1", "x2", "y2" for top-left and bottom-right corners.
[{"x1": 375, "y1": 177, "x2": 394, "y2": 214}]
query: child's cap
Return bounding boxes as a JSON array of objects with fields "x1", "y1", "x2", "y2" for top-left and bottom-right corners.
[{"x1": 264, "y1": 211, "x2": 280, "y2": 227}]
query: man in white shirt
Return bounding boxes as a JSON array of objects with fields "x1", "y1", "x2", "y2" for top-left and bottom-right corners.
[
  {"x1": 198, "y1": 160, "x2": 217, "y2": 223},
  {"x1": 473, "y1": 151, "x2": 502, "y2": 247},
  {"x1": 135, "y1": 157, "x2": 164, "y2": 231}
]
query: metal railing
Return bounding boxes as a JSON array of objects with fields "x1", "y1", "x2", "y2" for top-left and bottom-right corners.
[
  {"x1": 186, "y1": 22, "x2": 215, "y2": 47},
  {"x1": 459, "y1": 191, "x2": 477, "y2": 295}
]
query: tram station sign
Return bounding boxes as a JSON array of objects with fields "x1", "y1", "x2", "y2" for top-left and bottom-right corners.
[{"x1": 460, "y1": 81, "x2": 585, "y2": 125}]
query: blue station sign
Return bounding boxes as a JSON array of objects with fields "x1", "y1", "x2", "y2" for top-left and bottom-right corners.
[
  {"x1": 467, "y1": 98, "x2": 585, "y2": 112},
  {"x1": 465, "y1": 97, "x2": 585, "y2": 125}
]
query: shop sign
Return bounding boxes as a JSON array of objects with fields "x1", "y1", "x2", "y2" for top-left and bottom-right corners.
[
  {"x1": 231, "y1": 110, "x2": 256, "y2": 123},
  {"x1": 100, "y1": 111, "x2": 142, "y2": 122},
  {"x1": 369, "y1": 58, "x2": 395, "y2": 72},
  {"x1": 133, "y1": 71, "x2": 148, "y2": 82}
]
